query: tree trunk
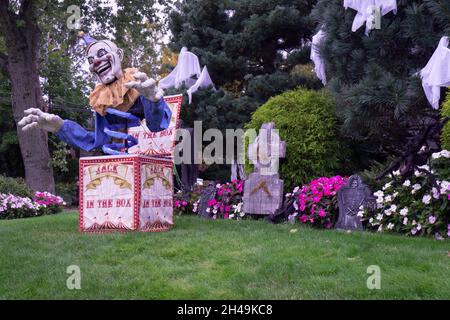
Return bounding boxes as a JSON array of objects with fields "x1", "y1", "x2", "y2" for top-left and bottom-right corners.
[{"x1": 0, "y1": 0, "x2": 55, "y2": 193}]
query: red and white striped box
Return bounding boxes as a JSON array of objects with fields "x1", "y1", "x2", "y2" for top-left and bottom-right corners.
[{"x1": 79, "y1": 154, "x2": 173, "y2": 233}]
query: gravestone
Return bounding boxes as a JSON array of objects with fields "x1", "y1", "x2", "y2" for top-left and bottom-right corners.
[
  {"x1": 197, "y1": 182, "x2": 217, "y2": 219},
  {"x1": 243, "y1": 122, "x2": 286, "y2": 215},
  {"x1": 336, "y1": 175, "x2": 374, "y2": 231}
]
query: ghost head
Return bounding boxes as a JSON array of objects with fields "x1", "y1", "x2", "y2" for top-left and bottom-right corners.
[{"x1": 86, "y1": 40, "x2": 124, "y2": 85}]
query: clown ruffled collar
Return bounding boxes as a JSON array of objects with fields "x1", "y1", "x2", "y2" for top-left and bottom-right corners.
[{"x1": 89, "y1": 68, "x2": 140, "y2": 116}]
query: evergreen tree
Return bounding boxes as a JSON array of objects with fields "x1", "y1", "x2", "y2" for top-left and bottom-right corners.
[
  {"x1": 168, "y1": 0, "x2": 320, "y2": 130},
  {"x1": 312, "y1": 0, "x2": 450, "y2": 162}
]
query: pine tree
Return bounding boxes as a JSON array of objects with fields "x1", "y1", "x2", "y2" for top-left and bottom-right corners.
[
  {"x1": 168, "y1": 0, "x2": 320, "y2": 130},
  {"x1": 312, "y1": 0, "x2": 450, "y2": 160}
]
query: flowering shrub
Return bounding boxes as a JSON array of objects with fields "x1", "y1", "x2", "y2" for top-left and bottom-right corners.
[
  {"x1": 286, "y1": 176, "x2": 347, "y2": 228},
  {"x1": 173, "y1": 189, "x2": 199, "y2": 216},
  {"x1": 33, "y1": 191, "x2": 66, "y2": 215},
  {"x1": 362, "y1": 150, "x2": 450, "y2": 240},
  {"x1": 0, "y1": 191, "x2": 65, "y2": 220},
  {"x1": 204, "y1": 180, "x2": 245, "y2": 220}
]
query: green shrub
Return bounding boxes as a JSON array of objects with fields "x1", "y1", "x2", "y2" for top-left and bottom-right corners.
[
  {"x1": 245, "y1": 88, "x2": 349, "y2": 190},
  {"x1": 0, "y1": 175, "x2": 33, "y2": 198},
  {"x1": 441, "y1": 92, "x2": 450, "y2": 150}
]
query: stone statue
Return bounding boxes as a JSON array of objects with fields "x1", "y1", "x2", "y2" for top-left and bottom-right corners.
[
  {"x1": 243, "y1": 122, "x2": 286, "y2": 215},
  {"x1": 336, "y1": 175, "x2": 373, "y2": 231}
]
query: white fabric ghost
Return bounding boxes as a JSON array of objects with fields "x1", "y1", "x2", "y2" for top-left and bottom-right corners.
[
  {"x1": 310, "y1": 29, "x2": 327, "y2": 85},
  {"x1": 344, "y1": 0, "x2": 397, "y2": 35},
  {"x1": 158, "y1": 47, "x2": 202, "y2": 90},
  {"x1": 187, "y1": 66, "x2": 216, "y2": 104},
  {"x1": 420, "y1": 36, "x2": 450, "y2": 110}
]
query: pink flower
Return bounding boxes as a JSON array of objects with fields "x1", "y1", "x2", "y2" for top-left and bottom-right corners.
[
  {"x1": 300, "y1": 214, "x2": 308, "y2": 223},
  {"x1": 318, "y1": 209, "x2": 326, "y2": 218},
  {"x1": 309, "y1": 218, "x2": 314, "y2": 223},
  {"x1": 181, "y1": 201, "x2": 188, "y2": 206},
  {"x1": 207, "y1": 199, "x2": 217, "y2": 206}
]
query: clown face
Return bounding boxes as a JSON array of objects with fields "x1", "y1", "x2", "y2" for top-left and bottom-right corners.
[{"x1": 87, "y1": 40, "x2": 124, "y2": 84}]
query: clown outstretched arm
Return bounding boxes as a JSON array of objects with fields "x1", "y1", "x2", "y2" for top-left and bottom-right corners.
[{"x1": 18, "y1": 89, "x2": 171, "y2": 152}]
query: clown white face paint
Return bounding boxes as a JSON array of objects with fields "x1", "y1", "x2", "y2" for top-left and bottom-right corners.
[{"x1": 87, "y1": 40, "x2": 124, "y2": 85}]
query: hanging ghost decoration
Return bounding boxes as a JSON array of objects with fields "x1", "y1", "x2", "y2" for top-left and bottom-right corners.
[
  {"x1": 187, "y1": 66, "x2": 215, "y2": 104},
  {"x1": 18, "y1": 35, "x2": 172, "y2": 155},
  {"x1": 159, "y1": 47, "x2": 215, "y2": 104},
  {"x1": 344, "y1": 0, "x2": 397, "y2": 35},
  {"x1": 310, "y1": 29, "x2": 327, "y2": 86},
  {"x1": 420, "y1": 36, "x2": 450, "y2": 110}
]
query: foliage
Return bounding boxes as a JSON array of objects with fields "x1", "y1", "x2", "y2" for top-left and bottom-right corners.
[
  {"x1": 0, "y1": 191, "x2": 64, "y2": 220},
  {"x1": 286, "y1": 176, "x2": 347, "y2": 228},
  {"x1": 0, "y1": 175, "x2": 33, "y2": 198},
  {"x1": 441, "y1": 91, "x2": 450, "y2": 150},
  {"x1": 245, "y1": 88, "x2": 349, "y2": 190},
  {"x1": 311, "y1": 0, "x2": 450, "y2": 159},
  {"x1": 167, "y1": 0, "x2": 321, "y2": 160},
  {"x1": 0, "y1": 73, "x2": 24, "y2": 178},
  {"x1": 173, "y1": 187, "x2": 202, "y2": 216},
  {"x1": 203, "y1": 180, "x2": 244, "y2": 220},
  {"x1": 362, "y1": 150, "x2": 450, "y2": 239},
  {"x1": 55, "y1": 181, "x2": 78, "y2": 207}
]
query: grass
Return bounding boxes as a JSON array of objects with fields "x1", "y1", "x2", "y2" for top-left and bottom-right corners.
[{"x1": 0, "y1": 212, "x2": 449, "y2": 299}]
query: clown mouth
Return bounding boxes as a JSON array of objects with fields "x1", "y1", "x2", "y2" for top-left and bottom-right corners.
[{"x1": 96, "y1": 62, "x2": 112, "y2": 75}]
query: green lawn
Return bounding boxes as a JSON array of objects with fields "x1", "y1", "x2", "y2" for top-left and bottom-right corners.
[{"x1": 0, "y1": 212, "x2": 449, "y2": 299}]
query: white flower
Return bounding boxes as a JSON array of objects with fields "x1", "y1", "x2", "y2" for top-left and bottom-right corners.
[
  {"x1": 393, "y1": 170, "x2": 401, "y2": 176},
  {"x1": 416, "y1": 224, "x2": 422, "y2": 231},
  {"x1": 400, "y1": 207, "x2": 408, "y2": 216},
  {"x1": 422, "y1": 194, "x2": 432, "y2": 205},
  {"x1": 384, "y1": 209, "x2": 392, "y2": 216},
  {"x1": 369, "y1": 218, "x2": 374, "y2": 224},
  {"x1": 206, "y1": 208, "x2": 211, "y2": 213},
  {"x1": 387, "y1": 223, "x2": 395, "y2": 230},
  {"x1": 389, "y1": 204, "x2": 397, "y2": 212},
  {"x1": 382, "y1": 182, "x2": 392, "y2": 190},
  {"x1": 357, "y1": 211, "x2": 364, "y2": 217},
  {"x1": 374, "y1": 190, "x2": 384, "y2": 197},
  {"x1": 440, "y1": 181, "x2": 450, "y2": 194},
  {"x1": 377, "y1": 224, "x2": 383, "y2": 232},
  {"x1": 384, "y1": 195, "x2": 392, "y2": 202},
  {"x1": 402, "y1": 180, "x2": 411, "y2": 187},
  {"x1": 414, "y1": 170, "x2": 423, "y2": 177},
  {"x1": 403, "y1": 217, "x2": 408, "y2": 225},
  {"x1": 411, "y1": 184, "x2": 422, "y2": 194},
  {"x1": 376, "y1": 197, "x2": 384, "y2": 204},
  {"x1": 376, "y1": 213, "x2": 383, "y2": 221},
  {"x1": 418, "y1": 164, "x2": 429, "y2": 171},
  {"x1": 392, "y1": 192, "x2": 399, "y2": 198},
  {"x1": 441, "y1": 150, "x2": 450, "y2": 158},
  {"x1": 432, "y1": 187, "x2": 440, "y2": 199},
  {"x1": 293, "y1": 186, "x2": 300, "y2": 193},
  {"x1": 229, "y1": 214, "x2": 234, "y2": 219}
]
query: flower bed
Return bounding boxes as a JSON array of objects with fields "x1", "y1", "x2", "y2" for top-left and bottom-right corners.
[
  {"x1": 204, "y1": 180, "x2": 244, "y2": 220},
  {"x1": 286, "y1": 176, "x2": 347, "y2": 228},
  {"x1": 0, "y1": 191, "x2": 65, "y2": 220},
  {"x1": 362, "y1": 150, "x2": 450, "y2": 240}
]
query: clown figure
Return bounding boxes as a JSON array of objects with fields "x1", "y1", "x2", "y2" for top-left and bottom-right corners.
[{"x1": 18, "y1": 39, "x2": 172, "y2": 154}]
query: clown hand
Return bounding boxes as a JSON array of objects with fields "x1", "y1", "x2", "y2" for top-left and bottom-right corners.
[
  {"x1": 124, "y1": 71, "x2": 164, "y2": 102},
  {"x1": 18, "y1": 108, "x2": 64, "y2": 133}
]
